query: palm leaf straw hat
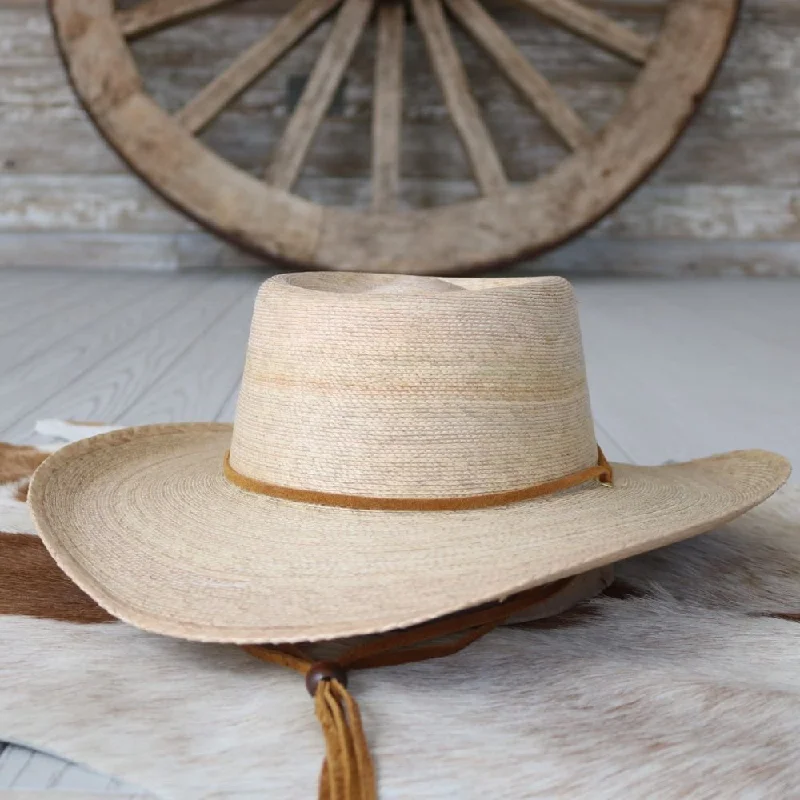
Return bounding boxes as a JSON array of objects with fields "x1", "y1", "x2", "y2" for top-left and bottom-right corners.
[{"x1": 30, "y1": 273, "x2": 790, "y2": 799}]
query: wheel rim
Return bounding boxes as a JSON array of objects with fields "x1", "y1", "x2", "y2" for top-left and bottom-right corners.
[{"x1": 51, "y1": 0, "x2": 739, "y2": 274}]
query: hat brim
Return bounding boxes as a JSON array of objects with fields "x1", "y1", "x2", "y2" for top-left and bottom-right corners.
[{"x1": 29, "y1": 424, "x2": 790, "y2": 644}]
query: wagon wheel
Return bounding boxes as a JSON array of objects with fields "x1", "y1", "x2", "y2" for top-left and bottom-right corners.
[{"x1": 51, "y1": 0, "x2": 738, "y2": 275}]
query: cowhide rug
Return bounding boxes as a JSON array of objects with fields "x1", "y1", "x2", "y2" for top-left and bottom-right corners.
[{"x1": 1, "y1": 429, "x2": 800, "y2": 799}]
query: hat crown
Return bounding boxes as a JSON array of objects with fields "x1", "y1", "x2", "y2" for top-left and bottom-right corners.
[{"x1": 229, "y1": 273, "x2": 597, "y2": 499}]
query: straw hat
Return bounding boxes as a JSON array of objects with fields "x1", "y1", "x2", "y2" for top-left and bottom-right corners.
[{"x1": 29, "y1": 273, "x2": 790, "y2": 645}]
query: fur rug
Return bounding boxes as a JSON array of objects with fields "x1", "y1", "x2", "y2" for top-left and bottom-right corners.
[{"x1": 1, "y1": 431, "x2": 800, "y2": 799}]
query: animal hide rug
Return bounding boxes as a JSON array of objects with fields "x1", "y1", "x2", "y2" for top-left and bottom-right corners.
[{"x1": 1, "y1": 429, "x2": 799, "y2": 799}]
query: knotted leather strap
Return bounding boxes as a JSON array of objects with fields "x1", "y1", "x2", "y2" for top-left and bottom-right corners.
[
  {"x1": 225, "y1": 447, "x2": 613, "y2": 511},
  {"x1": 242, "y1": 577, "x2": 575, "y2": 800}
]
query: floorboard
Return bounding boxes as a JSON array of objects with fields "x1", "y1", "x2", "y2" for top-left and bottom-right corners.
[
  {"x1": 593, "y1": 421, "x2": 633, "y2": 464},
  {"x1": 0, "y1": 275, "x2": 199, "y2": 438},
  {"x1": 0, "y1": 275, "x2": 259, "y2": 440},
  {"x1": 574, "y1": 279, "x2": 800, "y2": 465},
  {"x1": 0, "y1": 272, "x2": 75, "y2": 307},
  {"x1": 0, "y1": 747, "x2": 32, "y2": 787},
  {"x1": 638, "y1": 278, "x2": 800, "y2": 352},
  {"x1": 122, "y1": 288, "x2": 257, "y2": 425},
  {"x1": 0, "y1": 274, "x2": 83, "y2": 335},
  {"x1": 0, "y1": 276, "x2": 159, "y2": 376},
  {"x1": 5, "y1": 751, "x2": 67, "y2": 790}
]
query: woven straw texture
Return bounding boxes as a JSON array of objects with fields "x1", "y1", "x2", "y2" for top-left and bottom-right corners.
[
  {"x1": 231, "y1": 274, "x2": 596, "y2": 496},
  {"x1": 28, "y1": 274, "x2": 791, "y2": 643}
]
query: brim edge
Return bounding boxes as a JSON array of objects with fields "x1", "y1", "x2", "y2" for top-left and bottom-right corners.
[{"x1": 28, "y1": 424, "x2": 792, "y2": 644}]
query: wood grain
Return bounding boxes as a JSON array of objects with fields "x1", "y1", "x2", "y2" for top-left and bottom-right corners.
[
  {"x1": 444, "y1": 0, "x2": 593, "y2": 150},
  {"x1": 0, "y1": 232, "x2": 216, "y2": 271},
  {"x1": 121, "y1": 288, "x2": 258, "y2": 423},
  {"x1": 0, "y1": 274, "x2": 90, "y2": 338},
  {"x1": 0, "y1": 272, "x2": 68, "y2": 307},
  {"x1": 5, "y1": 231, "x2": 800, "y2": 275},
  {"x1": 315, "y1": 0, "x2": 740, "y2": 272},
  {"x1": 1, "y1": 0, "x2": 791, "y2": 9},
  {"x1": 264, "y1": 0, "x2": 373, "y2": 189},
  {"x1": 0, "y1": 742, "x2": 145, "y2": 794},
  {"x1": 0, "y1": 278, "x2": 251, "y2": 437},
  {"x1": 6, "y1": 6, "x2": 796, "y2": 76},
  {"x1": 5, "y1": 80, "x2": 800, "y2": 181},
  {"x1": 0, "y1": 273, "x2": 75, "y2": 319},
  {"x1": 174, "y1": 0, "x2": 342, "y2": 133},
  {"x1": 0, "y1": 275, "x2": 158, "y2": 372},
  {"x1": 411, "y1": 0, "x2": 507, "y2": 195},
  {"x1": 515, "y1": 0, "x2": 653, "y2": 63},
  {"x1": 0, "y1": 276, "x2": 213, "y2": 436},
  {"x1": 528, "y1": 237, "x2": 800, "y2": 277},
  {"x1": 0, "y1": 175, "x2": 192, "y2": 232},
  {"x1": 371, "y1": 1, "x2": 404, "y2": 211},
  {"x1": 117, "y1": 0, "x2": 238, "y2": 37},
  {"x1": 575, "y1": 278, "x2": 800, "y2": 465},
  {"x1": 9, "y1": 106, "x2": 800, "y2": 186},
  {"x1": 4, "y1": 0, "x2": 797, "y2": 275},
  {"x1": 47, "y1": 0, "x2": 738, "y2": 273},
  {"x1": 54, "y1": 0, "x2": 323, "y2": 263},
  {"x1": 5, "y1": 11, "x2": 792, "y2": 140}
]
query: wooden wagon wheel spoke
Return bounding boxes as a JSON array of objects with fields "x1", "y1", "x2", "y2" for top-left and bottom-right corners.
[
  {"x1": 411, "y1": 0, "x2": 507, "y2": 196},
  {"x1": 175, "y1": 0, "x2": 343, "y2": 134},
  {"x1": 444, "y1": 0, "x2": 592, "y2": 151},
  {"x1": 53, "y1": 0, "x2": 739, "y2": 273},
  {"x1": 264, "y1": 0, "x2": 374, "y2": 191},
  {"x1": 514, "y1": 0, "x2": 653, "y2": 64},
  {"x1": 371, "y1": 1, "x2": 405, "y2": 212},
  {"x1": 117, "y1": 0, "x2": 239, "y2": 38}
]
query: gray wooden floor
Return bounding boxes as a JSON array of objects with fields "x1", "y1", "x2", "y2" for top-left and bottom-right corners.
[{"x1": 0, "y1": 268, "x2": 798, "y2": 793}]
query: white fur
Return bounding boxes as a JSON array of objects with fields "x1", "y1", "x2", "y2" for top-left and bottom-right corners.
[
  {"x1": 33, "y1": 420, "x2": 123, "y2": 443},
  {"x1": 0, "y1": 479, "x2": 36, "y2": 534},
  {"x1": 1, "y1": 458, "x2": 800, "y2": 798}
]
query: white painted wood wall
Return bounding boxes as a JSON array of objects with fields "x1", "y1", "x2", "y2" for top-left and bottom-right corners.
[{"x1": 1, "y1": 0, "x2": 799, "y2": 274}]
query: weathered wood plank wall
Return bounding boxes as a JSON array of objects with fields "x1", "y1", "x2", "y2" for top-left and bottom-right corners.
[{"x1": 1, "y1": 0, "x2": 799, "y2": 274}]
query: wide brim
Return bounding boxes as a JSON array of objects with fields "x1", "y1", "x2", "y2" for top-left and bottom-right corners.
[{"x1": 29, "y1": 424, "x2": 790, "y2": 644}]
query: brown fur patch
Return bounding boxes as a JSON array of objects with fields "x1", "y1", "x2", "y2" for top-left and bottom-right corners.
[
  {"x1": 509, "y1": 578, "x2": 650, "y2": 630},
  {"x1": 602, "y1": 579, "x2": 648, "y2": 599},
  {"x1": 0, "y1": 442, "x2": 48, "y2": 484},
  {"x1": 14, "y1": 482, "x2": 29, "y2": 502},
  {"x1": 753, "y1": 612, "x2": 800, "y2": 623},
  {"x1": 510, "y1": 604, "x2": 602, "y2": 630},
  {"x1": 0, "y1": 532, "x2": 114, "y2": 623}
]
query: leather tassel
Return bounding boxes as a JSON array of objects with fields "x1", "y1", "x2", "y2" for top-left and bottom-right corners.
[
  {"x1": 315, "y1": 678, "x2": 376, "y2": 800},
  {"x1": 242, "y1": 577, "x2": 575, "y2": 799}
]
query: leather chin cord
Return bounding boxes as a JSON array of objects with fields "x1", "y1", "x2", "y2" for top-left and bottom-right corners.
[
  {"x1": 239, "y1": 450, "x2": 613, "y2": 798},
  {"x1": 242, "y1": 576, "x2": 575, "y2": 800}
]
